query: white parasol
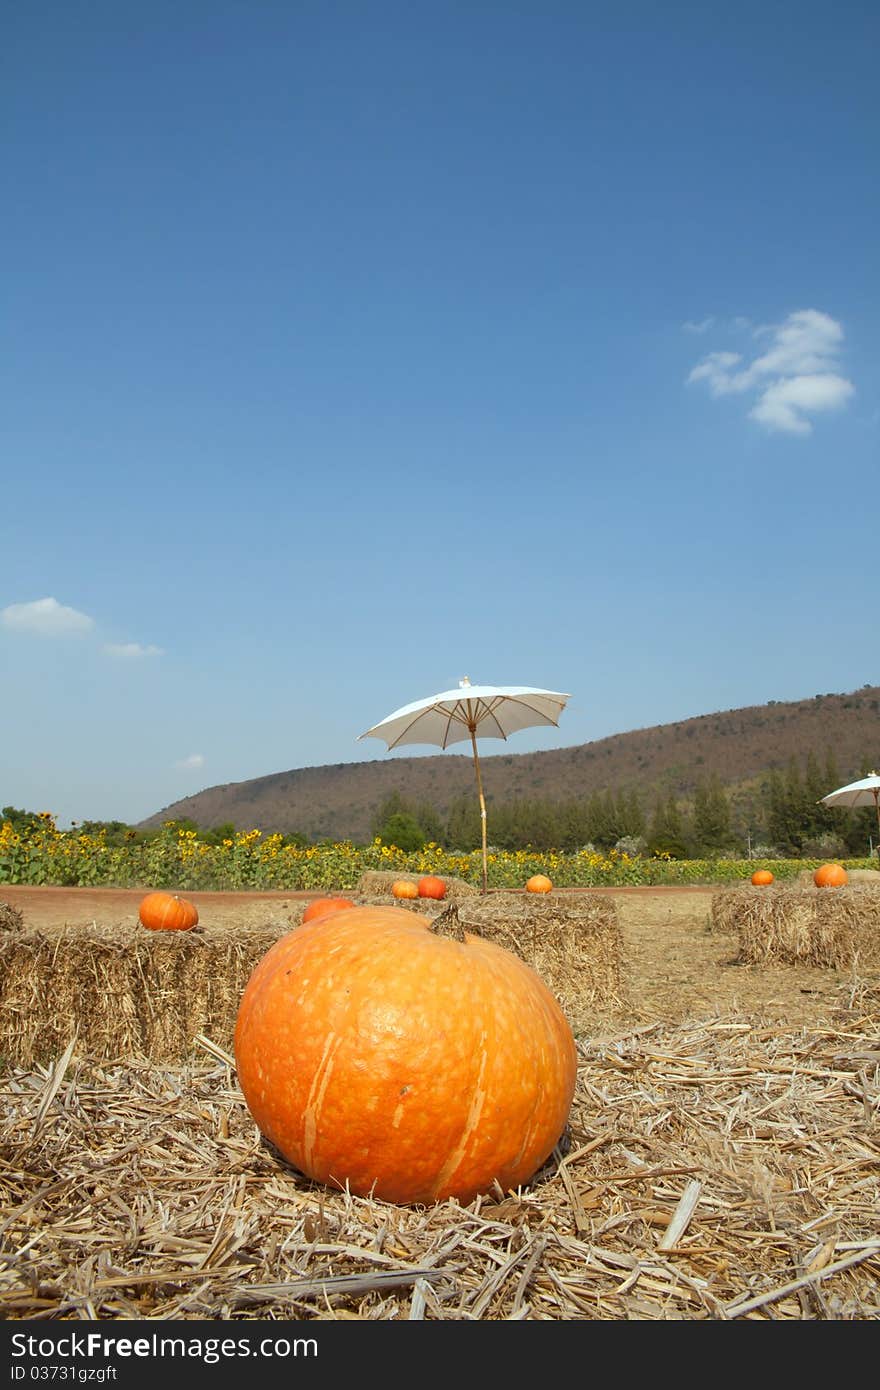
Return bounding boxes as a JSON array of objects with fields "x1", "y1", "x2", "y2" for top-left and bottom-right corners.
[
  {"x1": 358, "y1": 677, "x2": 571, "y2": 894},
  {"x1": 819, "y1": 771, "x2": 880, "y2": 847}
]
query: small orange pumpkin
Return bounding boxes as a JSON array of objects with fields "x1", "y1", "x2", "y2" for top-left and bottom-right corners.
[
  {"x1": 813, "y1": 863, "x2": 848, "y2": 888},
  {"x1": 417, "y1": 875, "x2": 446, "y2": 900},
  {"x1": 391, "y1": 879, "x2": 419, "y2": 900},
  {"x1": 138, "y1": 891, "x2": 199, "y2": 932},
  {"x1": 301, "y1": 896, "x2": 356, "y2": 924},
  {"x1": 525, "y1": 874, "x2": 553, "y2": 893},
  {"x1": 233, "y1": 905, "x2": 577, "y2": 1205},
  {"x1": 750, "y1": 870, "x2": 774, "y2": 886}
]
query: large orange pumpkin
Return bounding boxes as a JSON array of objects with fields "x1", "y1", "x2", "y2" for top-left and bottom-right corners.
[
  {"x1": 301, "y1": 896, "x2": 355, "y2": 924},
  {"x1": 417, "y1": 875, "x2": 446, "y2": 900},
  {"x1": 525, "y1": 874, "x2": 553, "y2": 893},
  {"x1": 813, "y1": 863, "x2": 848, "y2": 888},
  {"x1": 138, "y1": 891, "x2": 199, "y2": 932},
  {"x1": 391, "y1": 879, "x2": 419, "y2": 900},
  {"x1": 750, "y1": 870, "x2": 774, "y2": 886},
  {"x1": 234, "y1": 904, "x2": 577, "y2": 1206}
]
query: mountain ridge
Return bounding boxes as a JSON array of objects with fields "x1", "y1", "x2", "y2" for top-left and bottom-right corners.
[{"x1": 138, "y1": 685, "x2": 880, "y2": 842}]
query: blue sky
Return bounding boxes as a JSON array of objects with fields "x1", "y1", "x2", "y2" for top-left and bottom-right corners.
[{"x1": 3, "y1": 1, "x2": 878, "y2": 828}]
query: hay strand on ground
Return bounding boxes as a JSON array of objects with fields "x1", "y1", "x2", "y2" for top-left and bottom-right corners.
[
  {"x1": 711, "y1": 885, "x2": 880, "y2": 968},
  {"x1": 2, "y1": 979, "x2": 878, "y2": 1320}
]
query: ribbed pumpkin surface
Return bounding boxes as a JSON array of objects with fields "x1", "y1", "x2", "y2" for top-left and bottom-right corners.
[
  {"x1": 391, "y1": 879, "x2": 419, "y2": 899},
  {"x1": 525, "y1": 874, "x2": 553, "y2": 893},
  {"x1": 814, "y1": 863, "x2": 848, "y2": 887},
  {"x1": 234, "y1": 905, "x2": 577, "y2": 1206}
]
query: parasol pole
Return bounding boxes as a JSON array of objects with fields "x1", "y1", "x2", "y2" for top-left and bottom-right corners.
[{"x1": 469, "y1": 725, "x2": 489, "y2": 896}]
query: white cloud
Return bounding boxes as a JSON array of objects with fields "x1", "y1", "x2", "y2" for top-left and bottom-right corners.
[
  {"x1": 175, "y1": 754, "x2": 205, "y2": 770},
  {"x1": 748, "y1": 373, "x2": 855, "y2": 435},
  {"x1": 683, "y1": 315, "x2": 753, "y2": 335},
  {"x1": 0, "y1": 596, "x2": 95, "y2": 636},
  {"x1": 749, "y1": 309, "x2": 845, "y2": 378},
  {"x1": 687, "y1": 309, "x2": 855, "y2": 435},
  {"x1": 104, "y1": 642, "x2": 164, "y2": 659},
  {"x1": 686, "y1": 351, "x2": 748, "y2": 396}
]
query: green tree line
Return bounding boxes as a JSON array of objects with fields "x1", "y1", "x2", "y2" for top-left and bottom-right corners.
[{"x1": 368, "y1": 750, "x2": 878, "y2": 858}]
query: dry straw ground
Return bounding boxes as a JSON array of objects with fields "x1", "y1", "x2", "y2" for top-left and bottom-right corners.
[{"x1": 1, "y1": 884, "x2": 878, "y2": 1321}]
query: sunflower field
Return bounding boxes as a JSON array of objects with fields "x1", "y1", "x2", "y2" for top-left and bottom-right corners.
[{"x1": 1, "y1": 815, "x2": 875, "y2": 891}]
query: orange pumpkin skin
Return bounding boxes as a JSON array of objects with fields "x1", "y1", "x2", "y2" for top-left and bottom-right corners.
[
  {"x1": 417, "y1": 875, "x2": 447, "y2": 900},
  {"x1": 138, "y1": 891, "x2": 199, "y2": 932},
  {"x1": 233, "y1": 905, "x2": 577, "y2": 1206},
  {"x1": 750, "y1": 870, "x2": 774, "y2": 886},
  {"x1": 813, "y1": 863, "x2": 848, "y2": 888},
  {"x1": 391, "y1": 880, "x2": 419, "y2": 900},
  {"x1": 301, "y1": 896, "x2": 356, "y2": 924},
  {"x1": 525, "y1": 874, "x2": 553, "y2": 893}
]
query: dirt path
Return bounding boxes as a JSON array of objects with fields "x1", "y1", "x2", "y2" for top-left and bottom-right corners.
[
  {"x1": 0, "y1": 884, "x2": 860, "y2": 1028},
  {"x1": 611, "y1": 889, "x2": 854, "y2": 1027}
]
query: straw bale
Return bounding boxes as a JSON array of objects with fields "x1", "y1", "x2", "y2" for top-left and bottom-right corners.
[
  {"x1": 355, "y1": 870, "x2": 480, "y2": 899},
  {"x1": 0, "y1": 901, "x2": 23, "y2": 933},
  {"x1": 446, "y1": 892, "x2": 623, "y2": 1036},
  {"x1": 711, "y1": 884, "x2": 880, "y2": 968},
  {"x1": 0, "y1": 922, "x2": 290, "y2": 1068},
  {"x1": 709, "y1": 887, "x2": 740, "y2": 935},
  {"x1": 2, "y1": 978, "x2": 878, "y2": 1321}
]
